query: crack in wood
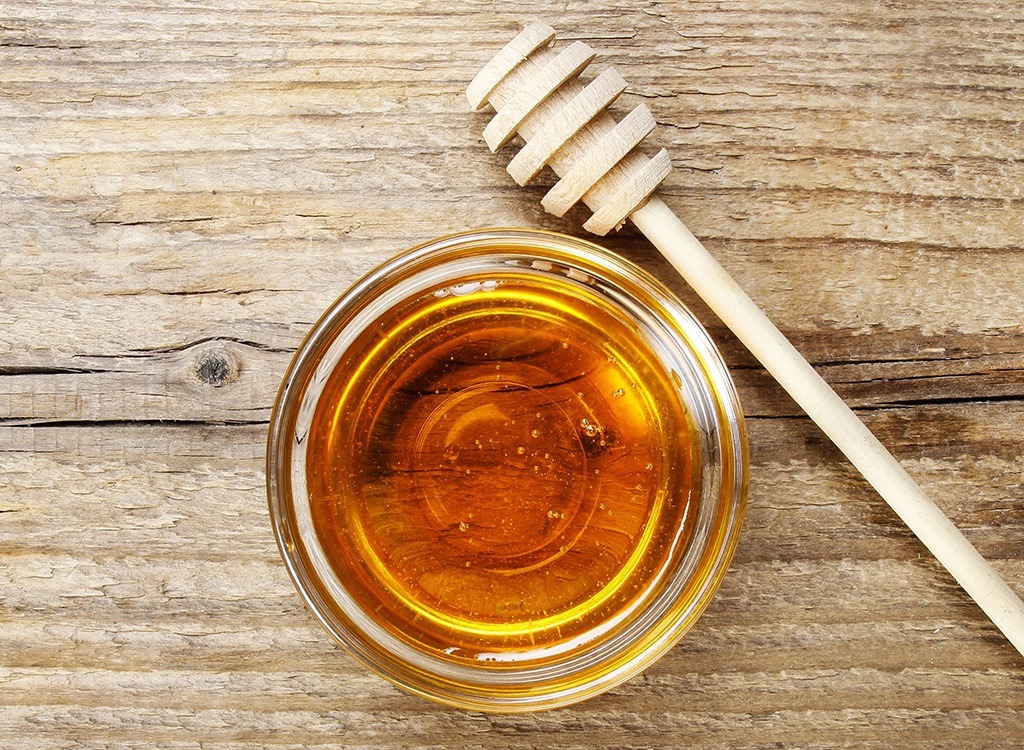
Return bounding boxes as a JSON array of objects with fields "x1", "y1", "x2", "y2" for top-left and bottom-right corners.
[{"x1": 0, "y1": 418, "x2": 271, "y2": 428}]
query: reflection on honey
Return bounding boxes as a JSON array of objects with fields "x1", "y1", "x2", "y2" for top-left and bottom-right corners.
[{"x1": 306, "y1": 268, "x2": 701, "y2": 663}]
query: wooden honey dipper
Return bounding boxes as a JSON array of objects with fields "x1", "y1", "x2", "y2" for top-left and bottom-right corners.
[{"x1": 467, "y1": 22, "x2": 1024, "y2": 657}]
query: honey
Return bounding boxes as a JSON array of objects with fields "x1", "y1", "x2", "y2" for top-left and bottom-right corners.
[
  {"x1": 305, "y1": 268, "x2": 699, "y2": 660},
  {"x1": 268, "y1": 229, "x2": 747, "y2": 710}
]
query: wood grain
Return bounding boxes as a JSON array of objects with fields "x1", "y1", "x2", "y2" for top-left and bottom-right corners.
[{"x1": 1, "y1": 0, "x2": 1022, "y2": 746}]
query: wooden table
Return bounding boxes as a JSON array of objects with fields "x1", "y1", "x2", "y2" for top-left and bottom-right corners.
[{"x1": 3, "y1": 1, "x2": 1022, "y2": 746}]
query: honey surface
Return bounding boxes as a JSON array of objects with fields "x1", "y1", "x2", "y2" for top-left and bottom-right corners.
[{"x1": 307, "y1": 268, "x2": 699, "y2": 662}]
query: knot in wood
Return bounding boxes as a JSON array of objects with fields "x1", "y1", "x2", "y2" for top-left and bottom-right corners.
[{"x1": 194, "y1": 347, "x2": 240, "y2": 387}]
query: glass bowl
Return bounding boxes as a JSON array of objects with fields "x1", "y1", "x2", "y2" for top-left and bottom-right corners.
[{"x1": 267, "y1": 228, "x2": 747, "y2": 712}]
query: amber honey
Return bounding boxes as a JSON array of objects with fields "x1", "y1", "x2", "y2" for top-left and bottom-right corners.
[
  {"x1": 268, "y1": 229, "x2": 746, "y2": 710},
  {"x1": 306, "y1": 267, "x2": 699, "y2": 660}
]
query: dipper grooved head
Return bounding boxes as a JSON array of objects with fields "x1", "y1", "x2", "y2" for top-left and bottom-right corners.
[{"x1": 468, "y1": 23, "x2": 671, "y2": 235}]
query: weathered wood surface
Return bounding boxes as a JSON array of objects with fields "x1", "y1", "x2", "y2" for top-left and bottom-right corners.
[{"x1": 2, "y1": 0, "x2": 1022, "y2": 746}]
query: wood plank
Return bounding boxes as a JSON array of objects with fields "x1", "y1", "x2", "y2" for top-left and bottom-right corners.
[{"x1": 1, "y1": 0, "x2": 1022, "y2": 745}]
